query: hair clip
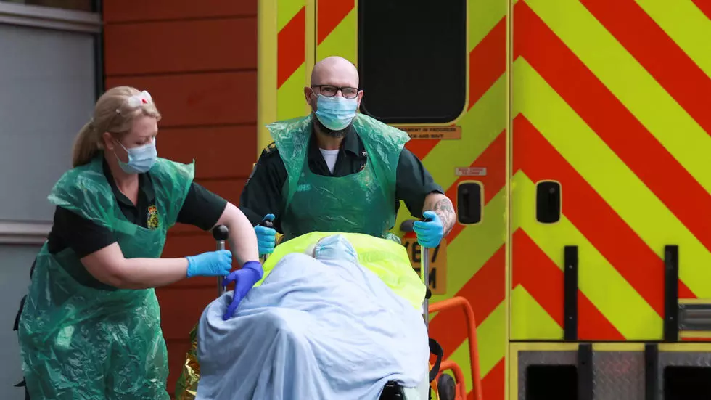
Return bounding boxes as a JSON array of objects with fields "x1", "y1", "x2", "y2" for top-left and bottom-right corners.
[{"x1": 126, "y1": 90, "x2": 153, "y2": 108}]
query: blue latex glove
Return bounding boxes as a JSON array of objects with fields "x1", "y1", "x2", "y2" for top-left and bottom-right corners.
[
  {"x1": 222, "y1": 261, "x2": 264, "y2": 320},
  {"x1": 185, "y1": 250, "x2": 233, "y2": 278},
  {"x1": 255, "y1": 213, "x2": 277, "y2": 255},
  {"x1": 413, "y1": 211, "x2": 444, "y2": 248}
]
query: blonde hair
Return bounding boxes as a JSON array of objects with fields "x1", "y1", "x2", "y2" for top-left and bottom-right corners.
[{"x1": 72, "y1": 86, "x2": 162, "y2": 167}]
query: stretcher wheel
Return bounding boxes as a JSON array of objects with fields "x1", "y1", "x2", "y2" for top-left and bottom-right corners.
[{"x1": 437, "y1": 374, "x2": 456, "y2": 400}]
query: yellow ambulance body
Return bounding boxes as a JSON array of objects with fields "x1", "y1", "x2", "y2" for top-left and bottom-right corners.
[{"x1": 259, "y1": 0, "x2": 711, "y2": 398}]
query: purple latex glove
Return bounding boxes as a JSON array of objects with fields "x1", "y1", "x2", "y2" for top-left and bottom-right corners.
[{"x1": 222, "y1": 261, "x2": 263, "y2": 320}]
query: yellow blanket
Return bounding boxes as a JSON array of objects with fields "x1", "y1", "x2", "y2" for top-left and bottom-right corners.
[{"x1": 257, "y1": 232, "x2": 426, "y2": 309}]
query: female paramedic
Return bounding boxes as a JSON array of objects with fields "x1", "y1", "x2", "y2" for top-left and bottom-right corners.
[{"x1": 16, "y1": 86, "x2": 262, "y2": 400}]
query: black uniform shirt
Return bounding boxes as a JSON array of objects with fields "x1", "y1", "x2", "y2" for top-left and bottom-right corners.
[
  {"x1": 46, "y1": 158, "x2": 228, "y2": 288},
  {"x1": 239, "y1": 125, "x2": 444, "y2": 232}
]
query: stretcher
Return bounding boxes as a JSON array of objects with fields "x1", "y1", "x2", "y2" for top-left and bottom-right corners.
[{"x1": 176, "y1": 225, "x2": 483, "y2": 400}]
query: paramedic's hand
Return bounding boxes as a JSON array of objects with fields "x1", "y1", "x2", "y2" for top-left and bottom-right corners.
[
  {"x1": 414, "y1": 211, "x2": 444, "y2": 248},
  {"x1": 222, "y1": 261, "x2": 263, "y2": 320},
  {"x1": 185, "y1": 250, "x2": 233, "y2": 278},
  {"x1": 255, "y1": 214, "x2": 277, "y2": 255}
]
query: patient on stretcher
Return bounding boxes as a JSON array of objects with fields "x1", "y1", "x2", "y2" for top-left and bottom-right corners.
[{"x1": 194, "y1": 233, "x2": 430, "y2": 400}]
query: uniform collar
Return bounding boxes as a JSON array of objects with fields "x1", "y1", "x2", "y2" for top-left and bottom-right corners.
[
  {"x1": 102, "y1": 157, "x2": 155, "y2": 207},
  {"x1": 309, "y1": 123, "x2": 366, "y2": 157}
]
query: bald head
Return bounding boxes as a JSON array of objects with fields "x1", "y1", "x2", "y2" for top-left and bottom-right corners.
[
  {"x1": 310, "y1": 56, "x2": 359, "y2": 88},
  {"x1": 304, "y1": 56, "x2": 363, "y2": 135}
]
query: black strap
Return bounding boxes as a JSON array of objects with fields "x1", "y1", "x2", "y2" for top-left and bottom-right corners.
[
  {"x1": 14, "y1": 257, "x2": 37, "y2": 331},
  {"x1": 563, "y1": 246, "x2": 579, "y2": 340},
  {"x1": 15, "y1": 378, "x2": 29, "y2": 400},
  {"x1": 29, "y1": 258, "x2": 36, "y2": 279},
  {"x1": 664, "y1": 245, "x2": 679, "y2": 342},
  {"x1": 13, "y1": 258, "x2": 36, "y2": 400},
  {"x1": 14, "y1": 295, "x2": 26, "y2": 332},
  {"x1": 429, "y1": 338, "x2": 444, "y2": 382},
  {"x1": 578, "y1": 343, "x2": 593, "y2": 400},
  {"x1": 13, "y1": 296, "x2": 28, "y2": 398}
]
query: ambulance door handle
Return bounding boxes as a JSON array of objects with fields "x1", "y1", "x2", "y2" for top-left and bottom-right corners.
[
  {"x1": 536, "y1": 180, "x2": 561, "y2": 224},
  {"x1": 457, "y1": 182, "x2": 482, "y2": 225}
]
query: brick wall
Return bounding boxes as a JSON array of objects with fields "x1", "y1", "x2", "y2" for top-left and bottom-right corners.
[{"x1": 102, "y1": 0, "x2": 258, "y2": 396}]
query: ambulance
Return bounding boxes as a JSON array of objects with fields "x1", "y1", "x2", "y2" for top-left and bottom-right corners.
[{"x1": 258, "y1": 0, "x2": 711, "y2": 399}]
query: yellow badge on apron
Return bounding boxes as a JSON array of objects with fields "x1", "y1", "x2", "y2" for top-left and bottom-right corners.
[{"x1": 147, "y1": 205, "x2": 160, "y2": 230}]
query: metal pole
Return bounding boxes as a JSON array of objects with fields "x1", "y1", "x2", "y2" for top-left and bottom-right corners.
[
  {"x1": 422, "y1": 246, "x2": 430, "y2": 330},
  {"x1": 398, "y1": 218, "x2": 433, "y2": 330},
  {"x1": 213, "y1": 225, "x2": 230, "y2": 296}
]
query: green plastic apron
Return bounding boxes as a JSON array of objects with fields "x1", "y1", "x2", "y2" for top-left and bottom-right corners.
[
  {"x1": 17, "y1": 155, "x2": 194, "y2": 400},
  {"x1": 267, "y1": 114, "x2": 410, "y2": 241}
]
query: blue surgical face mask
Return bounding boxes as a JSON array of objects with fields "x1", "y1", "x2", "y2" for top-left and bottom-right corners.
[
  {"x1": 314, "y1": 234, "x2": 358, "y2": 264},
  {"x1": 114, "y1": 138, "x2": 157, "y2": 174},
  {"x1": 314, "y1": 95, "x2": 358, "y2": 131}
]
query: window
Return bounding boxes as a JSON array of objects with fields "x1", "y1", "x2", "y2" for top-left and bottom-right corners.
[
  {"x1": 0, "y1": 23, "x2": 98, "y2": 223},
  {"x1": 1, "y1": 0, "x2": 93, "y2": 12},
  {"x1": 526, "y1": 365, "x2": 578, "y2": 400},
  {"x1": 358, "y1": 0, "x2": 467, "y2": 124},
  {"x1": 665, "y1": 366, "x2": 711, "y2": 400}
]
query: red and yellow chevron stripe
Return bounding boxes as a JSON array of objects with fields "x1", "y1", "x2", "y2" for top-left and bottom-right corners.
[
  {"x1": 316, "y1": 0, "x2": 356, "y2": 61},
  {"x1": 511, "y1": 0, "x2": 711, "y2": 346},
  {"x1": 276, "y1": 0, "x2": 309, "y2": 121}
]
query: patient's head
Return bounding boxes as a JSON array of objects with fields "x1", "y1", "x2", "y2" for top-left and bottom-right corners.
[{"x1": 312, "y1": 234, "x2": 359, "y2": 264}]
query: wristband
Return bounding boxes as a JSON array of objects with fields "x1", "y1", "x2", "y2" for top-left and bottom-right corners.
[{"x1": 241, "y1": 261, "x2": 264, "y2": 280}]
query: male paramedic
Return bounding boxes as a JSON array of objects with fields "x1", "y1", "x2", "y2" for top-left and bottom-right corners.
[
  {"x1": 240, "y1": 56, "x2": 456, "y2": 256},
  {"x1": 173, "y1": 56, "x2": 456, "y2": 399}
]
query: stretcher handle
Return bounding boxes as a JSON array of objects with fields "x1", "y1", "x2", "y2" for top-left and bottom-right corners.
[
  {"x1": 422, "y1": 248, "x2": 430, "y2": 327},
  {"x1": 421, "y1": 218, "x2": 432, "y2": 330},
  {"x1": 259, "y1": 215, "x2": 274, "y2": 262},
  {"x1": 399, "y1": 217, "x2": 433, "y2": 330},
  {"x1": 213, "y1": 224, "x2": 230, "y2": 296}
]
